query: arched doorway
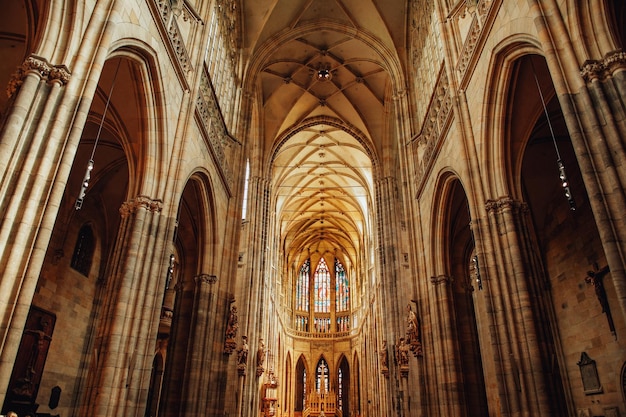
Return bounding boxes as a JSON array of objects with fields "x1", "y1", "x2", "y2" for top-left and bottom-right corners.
[
  {"x1": 295, "y1": 356, "x2": 307, "y2": 416},
  {"x1": 447, "y1": 180, "x2": 489, "y2": 417},
  {"x1": 337, "y1": 356, "x2": 349, "y2": 417},
  {"x1": 159, "y1": 175, "x2": 214, "y2": 417}
]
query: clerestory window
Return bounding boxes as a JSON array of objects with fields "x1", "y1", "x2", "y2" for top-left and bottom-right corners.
[{"x1": 294, "y1": 256, "x2": 350, "y2": 333}]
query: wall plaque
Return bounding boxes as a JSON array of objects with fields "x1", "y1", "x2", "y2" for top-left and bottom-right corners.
[{"x1": 577, "y1": 352, "x2": 603, "y2": 394}]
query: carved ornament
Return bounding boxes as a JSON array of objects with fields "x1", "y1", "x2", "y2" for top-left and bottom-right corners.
[
  {"x1": 7, "y1": 55, "x2": 71, "y2": 98},
  {"x1": 581, "y1": 50, "x2": 626, "y2": 82},
  {"x1": 119, "y1": 195, "x2": 163, "y2": 217}
]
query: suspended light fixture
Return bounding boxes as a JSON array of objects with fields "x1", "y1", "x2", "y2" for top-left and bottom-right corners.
[
  {"x1": 165, "y1": 253, "x2": 175, "y2": 289},
  {"x1": 472, "y1": 254, "x2": 482, "y2": 290},
  {"x1": 75, "y1": 59, "x2": 122, "y2": 209},
  {"x1": 531, "y1": 59, "x2": 576, "y2": 210},
  {"x1": 316, "y1": 63, "x2": 333, "y2": 82}
]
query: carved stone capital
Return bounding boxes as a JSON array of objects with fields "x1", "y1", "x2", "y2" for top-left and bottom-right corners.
[
  {"x1": 49, "y1": 65, "x2": 72, "y2": 85},
  {"x1": 23, "y1": 55, "x2": 52, "y2": 77},
  {"x1": 581, "y1": 50, "x2": 626, "y2": 82},
  {"x1": 6, "y1": 55, "x2": 73, "y2": 98},
  {"x1": 485, "y1": 196, "x2": 525, "y2": 214},
  {"x1": 119, "y1": 195, "x2": 163, "y2": 217}
]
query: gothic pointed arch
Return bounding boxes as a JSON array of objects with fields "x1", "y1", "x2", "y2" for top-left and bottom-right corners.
[
  {"x1": 510, "y1": 53, "x2": 610, "y2": 416},
  {"x1": 314, "y1": 355, "x2": 330, "y2": 393},
  {"x1": 352, "y1": 353, "x2": 361, "y2": 417},
  {"x1": 337, "y1": 355, "x2": 350, "y2": 415},
  {"x1": 284, "y1": 352, "x2": 292, "y2": 414},
  {"x1": 295, "y1": 355, "x2": 308, "y2": 412},
  {"x1": 159, "y1": 171, "x2": 218, "y2": 416},
  {"x1": 106, "y1": 41, "x2": 169, "y2": 198}
]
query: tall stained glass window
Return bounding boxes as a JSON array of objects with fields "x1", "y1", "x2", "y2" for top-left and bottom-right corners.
[
  {"x1": 315, "y1": 358, "x2": 329, "y2": 393},
  {"x1": 314, "y1": 258, "x2": 331, "y2": 312},
  {"x1": 296, "y1": 259, "x2": 310, "y2": 311},
  {"x1": 338, "y1": 366, "x2": 343, "y2": 409},
  {"x1": 335, "y1": 259, "x2": 349, "y2": 312}
]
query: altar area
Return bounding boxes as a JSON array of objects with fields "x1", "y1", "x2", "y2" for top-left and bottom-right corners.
[{"x1": 302, "y1": 388, "x2": 341, "y2": 417}]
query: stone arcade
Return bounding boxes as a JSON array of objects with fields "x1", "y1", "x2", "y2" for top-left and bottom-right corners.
[{"x1": 0, "y1": 1, "x2": 625, "y2": 417}]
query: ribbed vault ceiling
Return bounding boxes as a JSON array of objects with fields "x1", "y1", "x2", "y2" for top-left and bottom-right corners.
[{"x1": 244, "y1": 0, "x2": 406, "y2": 269}]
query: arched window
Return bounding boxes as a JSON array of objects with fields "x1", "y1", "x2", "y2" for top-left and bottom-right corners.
[
  {"x1": 335, "y1": 259, "x2": 349, "y2": 312},
  {"x1": 295, "y1": 357, "x2": 306, "y2": 411},
  {"x1": 71, "y1": 224, "x2": 94, "y2": 276},
  {"x1": 338, "y1": 358, "x2": 350, "y2": 412},
  {"x1": 296, "y1": 259, "x2": 310, "y2": 311},
  {"x1": 314, "y1": 258, "x2": 330, "y2": 313},
  {"x1": 241, "y1": 159, "x2": 250, "y2": 220},
  {"x1": 315, "y1": 358, "x2": 329, "y2": 393},
  {"x1": 338, "y1": 366, "x2": 343, "y2": 408},
  {"x1": 294, "y1": 257, "x2": 351, "y2": 333}
]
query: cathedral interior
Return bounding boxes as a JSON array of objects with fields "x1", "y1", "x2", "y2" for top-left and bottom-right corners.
[{"x1": 1, "y1": 1, "x2": 626, "y2": 416}]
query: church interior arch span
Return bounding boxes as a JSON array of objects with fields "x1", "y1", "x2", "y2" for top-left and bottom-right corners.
[{"x1": 2, "y1": 2, "x2": 626, "y2": 417}]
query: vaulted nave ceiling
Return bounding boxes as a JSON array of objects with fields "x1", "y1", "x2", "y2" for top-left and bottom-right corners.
[{"x1": 243, "y1": 0, "x2": 407, "y2": 268}]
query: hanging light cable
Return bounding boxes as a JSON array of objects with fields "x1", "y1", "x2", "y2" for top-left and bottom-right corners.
[
  {"x1": 530, "y1": 58, "x2": 576, "y2": 211},
  {"x1": 75, "y1": 59, "x2": 122, "y2": 210}
]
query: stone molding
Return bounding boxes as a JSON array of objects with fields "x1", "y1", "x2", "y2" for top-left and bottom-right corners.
[
  {"x1": 6, "y1": 55, "x2": 71, "y2": 98},
  {"x1": 485, "y1": 196, "x2": 527, "y2": 214},
  {"x1": 153, "y1": 0, "x2": 192, "y2": 74},
  {"x1": 456, "y1": 0, "x2": 496, "y2": 79},
  {"x1": 196, "y1": 68, "x2": 235, "y2": 190},
  {"x1": 581, "y1": 50, "x2": 626, "y2": 82},
  {"x1": 411, "y1": 64, "x2": 453, "y2": 194},
  {"x1": 119, "y1": 195, "x2": 163, "y2": 217}
]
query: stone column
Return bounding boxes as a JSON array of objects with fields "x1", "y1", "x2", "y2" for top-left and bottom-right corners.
[
  {"x1": 181, "y1": 273, "x2": 218, "y2": 416},
  {"x1": 579, "y1": 52, "x2": 626, "y2": 321},
  {"x1": 374, "y1": 176, "x2": 407, "y2": 417},
  {"x1": 429, "y1": 275, "x2": 462, "y2": 417},
  {"x1": 82, "y1": 195, "x2": 167, "y2": 417},
  {"x1": 527, "y1": 0, "x2": 626, "y2": 327},
  {"x1": 0, "y1": 55, "x2": 71, "y2": 401},
  {"x1": 485, "y1": 197, "x2": 552, "y2": 417},
  {"x1": 239, "y1": 175, "x2": 272, "y2": 417}
]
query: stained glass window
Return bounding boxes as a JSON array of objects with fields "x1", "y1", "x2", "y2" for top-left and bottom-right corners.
[
  {"x1": 296, "y1": 259, "x2": 310, "y2": 311},
  {"x1": 303, "y1": 368, "x2": 307, "y2": 409},
  {"x1": 335, "y1": 259, "x2": 349, "y2": 312},
  {"x1": 338, "y1": 366, "x2": 343, "y2": 409},
  {"x1": 295, "y1": 257, "x2": 352, "y2": 333},
  {"x1": 71, "y1": 224, "x2": 94, "y2": 276},
  {"x1": 316, "y1": 358, "x2": 329, "y2": 393},
  {"x1": 314, "y1": 258, "x2": 331, "y2": 312}
]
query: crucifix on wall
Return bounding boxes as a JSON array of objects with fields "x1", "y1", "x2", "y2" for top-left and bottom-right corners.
[{"x1": 585, "y1": 263, "x2": 615, "y2": 337}]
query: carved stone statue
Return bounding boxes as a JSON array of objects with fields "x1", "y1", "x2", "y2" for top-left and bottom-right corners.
[
  {"x1": 223, "y1": 305, "x2": 239, "y2": 354},
  {"x1": 237, "y1": 336, "x2": 249, "y2": 375},
  {"x1": 396, "y1": 338, "x2": 409, "y2": 367},
  {"x1": 226, "y1": 306, "x2": 239, "y2": 340},
  {"x1": 379, "y1": 340, "x2": 389, "y2": 377},
  {"x1": 257, "y1": 339, "x2": 266, "y2": 367},
  {"x1": 406, "y1": 303, "x2": 423, "y2": 357},
  {"x1": 406, "y1": 304, "x2": 418, "y2": 341},
  {"x1": 238, "y1": 336, "x2": 249, "y2": 365}
]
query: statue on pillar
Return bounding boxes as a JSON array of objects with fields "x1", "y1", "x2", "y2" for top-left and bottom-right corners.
[
  {"x1": 379, "y1": 340, "x2": 389, "y2": 378},
  {"x1": 396, "y1": 338, "x2": 410, "y2": 377},
  {"x1": 256, "y1": 338, "x2": 266, "y2": 377},
  {"x1": 224, "y1": 305, "x2": 238, "y2": 354},
  {"x1": 406, "y1": 302, "x2": 423, "y2": 357},
  {"x1": 237, "y1": 336, "x2": 248, "y2": 375}
]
